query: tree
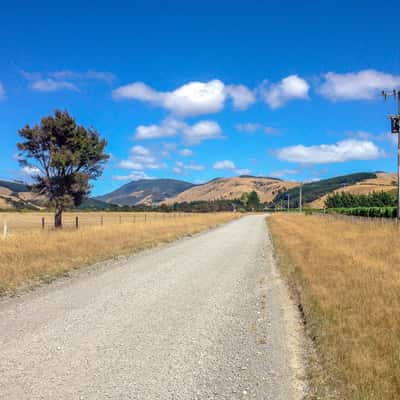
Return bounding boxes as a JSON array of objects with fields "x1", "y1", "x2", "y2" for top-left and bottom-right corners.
[
  {"x1": 17, "y1": 110, "x2": 109, "y2": 228},
  {"x1": 240, "y1": 192, "x2": 249, "y2": 207},
  {"x1": 247, "y1": 191, "x2": 260, "y2": 210}
]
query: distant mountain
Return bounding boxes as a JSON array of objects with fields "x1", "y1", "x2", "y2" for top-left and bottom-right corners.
[
  {"x1": 163, "y1": 176, "x2": 299, "y2": 204},
  {"x1": 0, "y1": 179, "x2": 43, "y2": 210},
  {"x1": 0, "y1": 179, "x2": 114, "y2": 210},
  {"x1": 97, "y1": 178, "x2": 194, "y2": 205}
]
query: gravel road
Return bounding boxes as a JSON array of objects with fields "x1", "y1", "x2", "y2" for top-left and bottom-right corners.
[{"x1": 0, "y1": 215, "x2": 306, "y2": 399}]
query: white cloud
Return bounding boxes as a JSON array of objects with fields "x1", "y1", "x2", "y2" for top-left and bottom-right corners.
[
  {"x1": 179, "y1": 148, "x2": 193, "y2": 156},
  {"x1": 173, "y1": 161, "x2": 205, "y2": 174},
  {"x1": 318, "y1": 69, "x2": 400, "y2": 101},
  {"x1": 0, "y1": 82, "x2": 5, "y2": 100},
  {"x1": 135, "y1": 118, "x2": 185, "y2": 139},
  {"x1": 112, "y1": 171, "x2": 153, "y2": 181},
  {"x1": 22, "y1": 69, "x2": 115, "y2": 92},
  {"x1": 134, "y1": 118, "x2": 222, "y2": 145},
  {"x1": 213, "y1": 160, "x2": 251, "y2": 175},
  {"x1": 213, "y1": 160, "x2": 236, "y2": 170},
  {"x1": 22, "y1": 166, "x2": 41, "y2": 176},
  {"x1": 262, "y1": 75, "x2": 310, "y2": 109},
  {"x1": 225, "y1": 84, "x2": 256, "y2": 110},
  {"x1": 31, "y1": 79, "x2": 79, "y2": 92},
  {"x1": 118, "y1": 145, "x2": 167, "y2": 170},
  {"x1": 113, "y1": 79, "x2": 254, "y2": 116},
  {"x1": 131, "y1": 145, "x2": 150, "y2": 156},
  {"x1": 276, "y1": 139, "x2": 385, "y2": 164},
  {"x1": 235, "y1": 122, "x2": 278, "y2": 135},
  {"x1": 183, "y1": 120, "x2": 222, "y2": 145}
]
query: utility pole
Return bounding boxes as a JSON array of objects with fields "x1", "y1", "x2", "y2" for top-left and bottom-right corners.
[
  {"x1": 382, "y1": 89, "x2": 400, "y2": 219},
  {"x1": 299, "y1": 184, "x2": 303, "y2": 213}
]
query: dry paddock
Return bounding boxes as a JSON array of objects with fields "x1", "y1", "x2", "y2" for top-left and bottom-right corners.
[
  {"x1": 0, "y1": 212, "x2": 238, "y2": 294},
  {"x1": 269, "y1": 213, "x2": 400, "y2": 400},
  {"x1": 0, "y1": 211, "x2": 196, "y2": 234}
]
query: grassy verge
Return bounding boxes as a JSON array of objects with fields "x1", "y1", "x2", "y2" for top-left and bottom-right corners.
[
  {"x1": 269, "y1": 213, "x2": 400, "y2": 400},
  {"x1": 0, "y1": 213, "x2": 238, "y2": 294}
]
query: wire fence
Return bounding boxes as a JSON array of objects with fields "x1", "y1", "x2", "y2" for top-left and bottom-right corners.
[
  {"x1": 0, "y1": 211, "x2": 198, "y2": 237},
  {"x1": 308, "y1": 210, "x2": 400, "y2": 226}
]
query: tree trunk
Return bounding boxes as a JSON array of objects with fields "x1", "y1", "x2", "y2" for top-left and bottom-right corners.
[{"x1": 54, "y1": 207, "x2": 63, "y2": 228}]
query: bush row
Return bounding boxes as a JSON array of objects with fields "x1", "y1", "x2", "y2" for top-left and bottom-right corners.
[{"x1": 328, "y1": 207, "x2": 398, "y2": 218}]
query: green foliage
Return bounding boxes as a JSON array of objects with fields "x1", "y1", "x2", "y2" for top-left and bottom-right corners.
[
  {"x1": 325, "y1": 191, "x2": 396, "y2": 208},
  {"x1": 273, "y1": 172, "x2": 377, "y2": 207},
  {"x1": 247, "y1": 191, "x2": 260, "y2": 210},
  {"x1": 17, "y1": 110, "x2": 109, "y2": 226},
  {"x1": 329, "y1": 207, "x2": 397, "y2": 218}
]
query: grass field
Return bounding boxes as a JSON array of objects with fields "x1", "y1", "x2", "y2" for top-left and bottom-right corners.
[
  {"x1": 269, "y1": 213, "x2": 400, "y2": 400},
  {"x1": 0, "y1": 212, "x2": 238, "y2": 294},
  {"x1": 0, "y1": 211, "x2": 193, "y2": 233}
]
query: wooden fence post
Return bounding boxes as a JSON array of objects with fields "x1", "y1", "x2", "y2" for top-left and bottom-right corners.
[
  {"x1": 119, "y1": 215, "x2": 122, "y2": 224},
  {"x1": 75, "y1": 216, "x2": 79, "y2": 230},
  {"x1": 42, "y1": 217, "x2": 45, "y2": 230},
  {"x1": 100, "y1": 215, "x2": 103, "y2": 226},
  {"x1": 3, "y1": 220, "x2": 7, "y2": 239}
]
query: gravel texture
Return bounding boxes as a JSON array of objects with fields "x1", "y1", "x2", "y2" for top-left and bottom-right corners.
[{"x1": 0, "y1": 215, "x2": 306, "y2": 399}]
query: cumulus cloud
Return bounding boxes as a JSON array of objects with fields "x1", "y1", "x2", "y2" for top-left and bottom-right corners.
[
  {"x1": 213, "y1": 160, "x2": 250, "y2": 175},
  {"x1": 135, "y1": 118, "x2": 185, "y2": 140},
  {"x1": 22, "y1": 165, "x2": 41, "y2": 176},
  {"x1": 182, "y1": 120, "x2": 222, "y2": 145},
  {"x1": 0, "y1": 82, "x2": 5, "y2": 100},
  {"x1": 31, "y1": 79, "x2": 79, "y2": 92},
  {"x1": 276, "y1": 139, "x2": 385, "y2": 164},
  {"x1": 173, "y1": 161, "x2": 205, "y2": 175},
  {"x1": 135, "y1": 118, "x2": 222, "y2": 145},
  {"x1": 113, "y1": 79, "x2": 254, "y2": 116},
  {"x1": 213, "y1": 160, "x2": 236, "y2": 170},
  {"x1": 22, "y1": 69, "x2": 115, "y2": 92},
  {"x1": 262, "y1": 75, "x2": 310, "y2": 109},
  {"x1": 112, "y1": 171, "x2": 153, "y2": 181},
  {"x1": 179, "y1": 148, "x2": 193, "y2": 156},
  {"x1": 225, "y1": 84, "x2": 256, "y2": 110},
  {"x1": 118, "y1": 145, "x2": 167, "y2": 170},
  {"x1": 318, "y1": 69, "x2": 400, "y2": 101},
  {"x1": 235, "y1": 122, "x2": 278, "y2": 135}
]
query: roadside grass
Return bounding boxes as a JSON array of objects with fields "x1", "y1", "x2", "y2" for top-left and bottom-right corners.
[
  {"x1": 269, "y1": 213, "x2": 400, "y2": 400},
  {"x1": 0, "y1": 212, "x2": 238, "y2": 294}
]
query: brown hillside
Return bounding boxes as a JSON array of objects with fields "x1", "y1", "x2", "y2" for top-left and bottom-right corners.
[
  {"x1": 309, "y1": 172, "x2": 397, "y2": 208},
  {"x1": 164, "y1": 176, "x2": 299, "y2": 204}
]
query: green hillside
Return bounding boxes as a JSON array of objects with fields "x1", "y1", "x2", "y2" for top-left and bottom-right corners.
[{"x1": 272, "y1": 172, "x2": 377, "y2": 208}]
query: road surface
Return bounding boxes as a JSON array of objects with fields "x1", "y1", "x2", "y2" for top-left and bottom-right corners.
[{"x1": 0, "y1": 215, "x2": 306, "y2": 399}]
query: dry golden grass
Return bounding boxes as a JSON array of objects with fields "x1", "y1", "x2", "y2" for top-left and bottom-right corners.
[
  {"x1": 0, "y1": 211, "x2": 196, "y2": 233},
  {"x1": 0, "y1": 212, "x2": 238, "y2": 294},
  {"x1": 269, "y1": 213, "x2": 400, "y2": 400}
]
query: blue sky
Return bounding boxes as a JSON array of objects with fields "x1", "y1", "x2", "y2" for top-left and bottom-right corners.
[{"x1": 1, "y1": 0, "x2": 400, "y2": 196}]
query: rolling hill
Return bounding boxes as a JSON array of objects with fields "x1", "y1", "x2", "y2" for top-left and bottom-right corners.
[
  {"x1": 163, "y1": 176, "x2": 300, "y2": 204},
  {"x1": 2, "y1": 172, "x2": 397, "y2": 210},
  {"x1": 97, "y1": 178, "x2": 194, "y2": 205},
  {"x1": 0, "y1": 179, "x2": 44, "y2": 210},
  {"x1": 272, "y1": 172, "x2": 396, "y2": 208}
]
